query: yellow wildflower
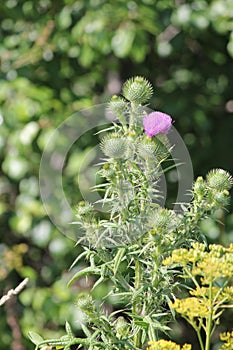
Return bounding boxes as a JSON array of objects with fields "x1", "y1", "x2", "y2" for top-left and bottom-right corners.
[
  {"x1": 220, "y1": 329, "x2": 233, "y2": 349},
  {"x1": 170, "y1": 297, "x2": 209, "y2": 318},
  {"x1": 146, "y1": 340, "x2": 192, "y2": 350}
]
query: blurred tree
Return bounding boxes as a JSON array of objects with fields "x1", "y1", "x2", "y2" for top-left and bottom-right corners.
[{"x1": 0, "y1": 0, "x2": 233, "y2": 348}]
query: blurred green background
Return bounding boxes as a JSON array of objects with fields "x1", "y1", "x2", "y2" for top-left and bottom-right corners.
[{"x1": 0, "y1": 0, "x2": 233, "y2": 349}]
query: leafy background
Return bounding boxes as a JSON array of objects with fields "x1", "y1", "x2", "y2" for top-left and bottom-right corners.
[{"x1": 0, "y1": 0, "x2": 233, "y2": 348}]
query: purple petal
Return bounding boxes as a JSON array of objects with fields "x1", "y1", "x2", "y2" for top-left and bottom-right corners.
[{"x1": 143, "y1": 111, "x2": 172, "y2": 137}]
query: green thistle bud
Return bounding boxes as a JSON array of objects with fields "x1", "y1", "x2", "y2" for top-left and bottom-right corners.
[
  {"x1": 100, "y1": 163, "x2": 115, "y2": 178},
  {"x1": 101, "y1": 134, "x2": 128, "y2": 159},
  {"x1": 193, "y1": 176, "x2": 206, "y2": 197},
  {"x1": 137, "y1": 140, "x2": 159, "y2": 160},
  {"x1": 109, "y1": 95, "x2": 128, "y2": 116},
  {"x1": 115, "y1": 316, "x2": 129, "y2": 339},
  {"x1": 138, "y1": 134, "x2": 170, "y2": 161},
  {"x1": 153, "y1": 134, "x2": 171, "y2": 161},
  {"x1": 76, "y1": 294, "x2": 95, "y2": 318},
  {"x1": 148, "y1": 208, "x2": 179, "y2": 234},
  {"x1": 213, "y1": 190, "x2": 230, "y2": 206},
  {"x1": 122, "y1": 76, "x2": 153, "y2": 104},
  {"x1": 75, "y1": 201, "x2": 95, "y2": 222},
  {"x1": 206, "y1": 169, "x2": 233, "y2": 191}
]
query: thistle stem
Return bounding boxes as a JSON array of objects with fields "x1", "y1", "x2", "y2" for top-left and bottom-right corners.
[{"x1": 133, "y1": 259, "x2": 142, "y2": 348}]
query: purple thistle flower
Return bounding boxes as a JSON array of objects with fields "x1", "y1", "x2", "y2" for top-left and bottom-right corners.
[{"x1": 143, "y1": 111, "x2": 172, "y2": 137}]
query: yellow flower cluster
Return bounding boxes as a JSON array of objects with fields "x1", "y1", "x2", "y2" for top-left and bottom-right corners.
[
  {"x1": 146, "y1": 340, "x2": 192, "y2": 350},
  {"x1": 162, "y1": 243, "x2": 233, "y2": 350},
  {"x1": 163, "y1": 242, "x2": 206, "y2": 267},
  {"x1": 221, "y1": 286, "x2": 233, "y2": 300},
  {"x1": 190, "y1": 286, "x2": 220, "y2": 298},
  {"x1": 190, "y1": 285, "x2": 233, "y2": 302},
  {"x1": 220, "y1": 329, "x2": 233, "y2": 349},
  {"x1": 170, "y1": 297, "x2": 209, "y2": 318},
  {"x1": 163, "y1": 243, "x2": 233, "y2": 285}
]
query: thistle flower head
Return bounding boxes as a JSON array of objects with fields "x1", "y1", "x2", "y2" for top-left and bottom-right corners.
[
  {"x1": 206, "y1": 169, "x2": 233, "y2": 191},
  {"x1": 138, "y1": 135, "x2": 171, "y2": 162},
  {"x1": 148, "y1": 208, "x2": 179, "y2": 234},
  {"x1": 101, "y1": 134, "x2": 128, "y2": 159},
  {"x1": 193, "y1": 176, "x2": 206, "y2": 197},
  {"x1": 76, "y1": 293, "x2": 96, "y2": 318},
  {"x1": 122, "y1": 76, "x2": 153, "y2": 104},
  {"x1": 114, "y1": 316, "x2": 129, "y2": 339},
  {"x1": 99, "y1": 163, "x2": 115, "y2": 179},
  {"x1": 137, "y1": 140, "x2": 159, "y2": 160},
  {"x1": 143, "y1": 111, "x2": 172, "y2": 137},
  {"x1": 213, "y1": 190, "x2": 230, "y2": 206},
  {"x1": 109, "y1": 95, "x2": 128, "y2": 116},
  {"x1": 75, "y1": 201, "x2": 95, "y2": 222}
]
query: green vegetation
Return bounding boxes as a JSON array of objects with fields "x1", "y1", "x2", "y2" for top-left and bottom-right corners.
[{"x1": 1, "y1": 1, "x2": 233, "y2": 349}]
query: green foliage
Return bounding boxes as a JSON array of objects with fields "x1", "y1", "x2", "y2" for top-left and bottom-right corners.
[{"x1": 1, "y1": 0, "x2": 233, "y2": 348}]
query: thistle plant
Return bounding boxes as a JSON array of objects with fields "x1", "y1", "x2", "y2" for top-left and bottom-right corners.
[{"x1": 30, "y1": 77, "x2": 232, "y2": 349}]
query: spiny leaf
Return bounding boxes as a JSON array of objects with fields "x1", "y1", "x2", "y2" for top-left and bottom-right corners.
[
  {"x1": 113, "y1": 248, "x2": 126, "y2": 275},
  {"x1": 28, "y1": 331, "x2": 44, "y2": 345},
  {"x1": 69, "y1": 249, "x2": 90, "y2": 270},
  {"x1": 65, "y1": 321, "x2": 73, "y2": 340},
  {"x1": 68, "y1": 266, "x2": 100, "y2": 287}
]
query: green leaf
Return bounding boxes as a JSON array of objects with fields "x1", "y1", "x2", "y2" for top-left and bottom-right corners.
[
  {"x1": 28, "y1": 331, "x2": 44, "y2": 345},
  {"x1": 81, "y1": 324, "x2": 92, "y2": 337},
  {"x1": 113, "y1": 248, "x2": 126, "y2": 275},
  {"x1": 65, "y1": 321, "x2": 73, "y2": 340},
  {"x1": 69, "y1": 249, "x2": 89, "y2": 270},
  {"x1": 134, "y1": 320, "x2": 148, "y2": 328},
  {"x1": 91, "y1": 275, "x2": 104, "y2": 290},
  {"x1": 68, "y1": 266, "x2": 100, "y2": 287}
]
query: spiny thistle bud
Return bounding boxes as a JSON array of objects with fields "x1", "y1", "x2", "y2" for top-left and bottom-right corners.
[
  {"x1": 101, "y1": 134, "x2": 128, "y2": 159},
  {"x1": 100, "y1": 163, "x2": 115, "y2": 178},
  {"x1": 76, "y1": 294, "x2": 96, "y2": 318},
  {"x1": 141, "y1": 134, "x2": 172, "y2": 162},
  {"x1": 206, "y1": 169, "x2": 233, "y2": 191},
  {"x1": 114, "y1": 316, "x2": 129, "y2": 339},
  {"x1": 193, "y1": 176, "x2": 206, "y2": 197},
  {"x1": 137, "y1": 140, "x2": 159, "y2": 160},
  {"x1": 213, "y1": 190, "x2": 230, "y2": 206},
  {"x1": 75, "y1": 201, "x2": 95, "y2": 220},
  {"x1": 154, "y1": 134, "x2": 171, "y2": 161},
  {"x1": 139, "y1": 134, "x2": 170, "y2": 162},
  {"x1": 109, "y1": 95, "x2": 128, "y2": 116},
  {"x1": 122, "y1": 76, "x2": 153, "y2": 104},
  {"x1": 148, "y1": 208, "x2": 179, "y2": 234}
]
